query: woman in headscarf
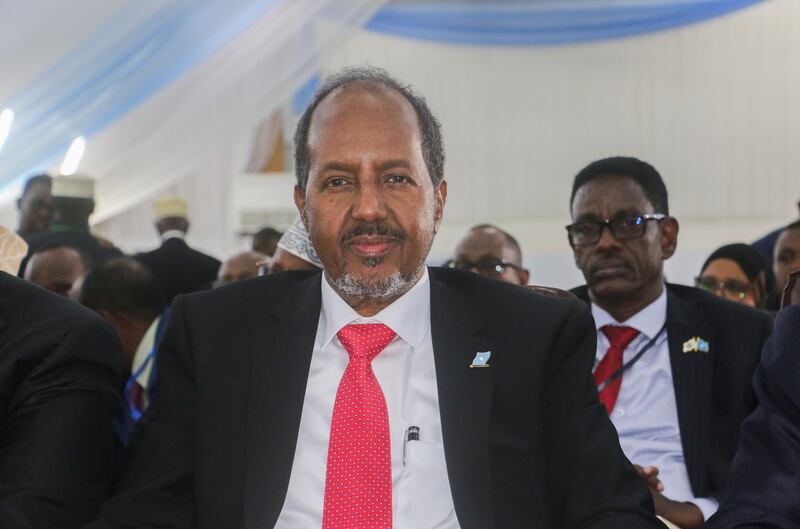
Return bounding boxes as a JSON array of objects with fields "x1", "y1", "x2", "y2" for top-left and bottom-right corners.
[{"x1": 696, "y1": 243, "x2": 777, "y2": 311}]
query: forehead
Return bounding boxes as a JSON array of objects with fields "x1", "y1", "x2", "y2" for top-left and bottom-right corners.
[
  {"x1": 456, "y1": 230, "x2": 516, "y2": 259},
  {"x1": 702, "y1": 258, "x2": 748, "y2": 279},
  {"x1": 777, "y1": 228, "x2": 800, "y2": 249},
  {"x1": 307, "y1": 85, "x2": 422, "y2": 162},
  {"x1": 23, "y1": 182, "x2": 51, "y2": 200},
  {"x1": 571, "y1": 174, "x2": 653, "y2": 219}
]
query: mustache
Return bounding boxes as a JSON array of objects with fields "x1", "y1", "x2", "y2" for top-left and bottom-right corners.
[{"x1": 340, "y1": 222, "x2": 406, "y2": 243}]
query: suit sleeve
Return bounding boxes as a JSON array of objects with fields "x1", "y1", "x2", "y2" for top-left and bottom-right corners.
[
  {"x1": 706, "y1": 306, "x2": 800, "y2": 529},
  {"x1": 87, "y1": 295, "x2": 196, "y2": 529},
  {"x1": 541, "y1": 300, "x2": 665, "y2": 529},
  {"x1": 0, "y1": 318, "x2": 121, "y2": 529}
]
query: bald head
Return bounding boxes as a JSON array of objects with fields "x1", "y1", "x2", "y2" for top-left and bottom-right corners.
[
  {"x1": 217, "y1": 251, "x2": 266, "y2": 286},
  {"x1": 25, "y1": 246, "x2": 87, "y2": 296},
  {"x1": 453, "y1": 225, "x2": 529, "y2": 285}
]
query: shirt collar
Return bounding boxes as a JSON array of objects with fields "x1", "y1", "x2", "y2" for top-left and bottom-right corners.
[
  {"x1": 161, "y1": 230, "x2": 185, "y2": 241},
  {"x1": 132, "y1": 315, "x2": 161, "y2": 384},
  {"x1": 317, "y1": 267, "x2": 431, "y2": 351},
  {"x1": 591, "y1": 285, "x2": 667, "y2": 340}
]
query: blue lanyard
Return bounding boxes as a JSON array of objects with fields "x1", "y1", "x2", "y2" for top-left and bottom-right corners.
[
  {"x1": 596, "y1": 323, "x2": 667, "y2": 393},
  {"x1": 124, "y1": 309, "x2": 170, "y2": 421}
]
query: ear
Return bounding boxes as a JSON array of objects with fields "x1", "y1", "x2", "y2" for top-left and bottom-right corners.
[
  {"x1": 660, "y1": 217, "x2": 679, "y2": 260},
  {"x1": 433, "y1": 180, "x2": 447, "y2": 231},
  {"x1": 518, "y1": 268, "x2": 530, "y2": 286},
  {"x1": 293, "y1": 185, "x2": 308, "y2": 228}
]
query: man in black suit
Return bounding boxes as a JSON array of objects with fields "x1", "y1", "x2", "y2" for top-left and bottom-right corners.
[
  {"x1": 566, "y1": 157, "x2": 773, "y2": 528},
  {"x1": 135, "y1": 196, "x2": 220, "y2": 304},
  {"x1": 90, "y1": 68, "x2": 662, "y2": 529},
  {"x1": 0, "y1": 271, "x2": 122, "y2": 528},
  {"x1": 15, "y1": 173, "x2": 53, "y2": 243},
  {"x1": 706, "y1": 304, "x2": 800, "y2": 528}
]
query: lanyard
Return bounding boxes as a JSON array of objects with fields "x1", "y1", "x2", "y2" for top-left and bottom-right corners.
[{"x1": 596, "y1": 323, "x2": 667, "y2": 393}]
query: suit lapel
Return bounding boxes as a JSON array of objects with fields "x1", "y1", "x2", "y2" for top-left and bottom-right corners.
[
  {"x1": 243, "y1": 273, "x2": 321, "y2": 529},
  {"x1": 666, "y1": 288, "x2": 715, "y2": 494},
  {"x1": 430, "y1": 274, "x2": 497, "y2": 529}
]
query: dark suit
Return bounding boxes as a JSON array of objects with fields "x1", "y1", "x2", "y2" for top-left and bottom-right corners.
[
  {"x1": 135, "y1": 237, "x2": 220, "y2": 304},
  {"x1": 572, "y1": 283, "x2": 773, "y2": 502},
  {"x1": 706, "y1": 304, "x2": 800, "y2": 528},
  {"x1": 90, "y1": 268, "x2": 662, "y2": 529},
  {"x1": 0, "y1": 272, "x2": 122, "y2": 528}
]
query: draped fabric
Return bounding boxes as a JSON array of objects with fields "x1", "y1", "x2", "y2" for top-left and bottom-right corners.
[
  {"x1": 0, "y1": 0, "x2": 388, "y2": 226},
  {"x1": 365, "y1": 0, "x2": 765, "y2": 46}
]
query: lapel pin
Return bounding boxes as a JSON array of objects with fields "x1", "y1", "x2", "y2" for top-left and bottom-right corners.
[
  {"x1": 469, "y1": 351, "x2": 491, "y2": 368},
  {"x1": 682, "y1": 337, "x2": 710, "y2": 353}
]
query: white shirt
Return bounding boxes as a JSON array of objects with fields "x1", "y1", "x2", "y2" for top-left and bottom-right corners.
[
  {"x1": 591, "y1": 288, "x2": 718, "y2": 521},
  {"x1": 130, "y1": 315, "x2": 160, "y2": 408},
  {"x1": 274, "y1": 269, "x2": 460, "y2": 529},
  {"x1": 160, "y1": 229, "x2": 185, "y2": 241}
]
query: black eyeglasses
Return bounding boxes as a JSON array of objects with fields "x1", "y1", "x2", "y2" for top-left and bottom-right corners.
[
  {"x1": 566, "y1": 214, "x2": 666, "y2": 247},
  {"x1": 445, "y1": 257, "x2": 523, "y2": 278},
  {"x1": 695, "y1": 276, "x2": 752, "y2": 300}
]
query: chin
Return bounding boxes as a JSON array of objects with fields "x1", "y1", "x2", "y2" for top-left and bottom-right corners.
[{"x1": 589, "y1": 277, "x2": 638, "y2": 299}]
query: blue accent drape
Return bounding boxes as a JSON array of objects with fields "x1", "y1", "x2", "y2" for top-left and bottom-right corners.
[{"x1": 366, "y1": 0, "x2": 765, "y2": 46}]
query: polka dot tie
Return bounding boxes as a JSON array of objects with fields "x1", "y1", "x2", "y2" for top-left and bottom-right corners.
[
  {"x1": 594, "y1": 325, "x2": 640, "y2": 414},
  {"x1": 322, "y1": 323, "x2": 396, "y2": 529}
]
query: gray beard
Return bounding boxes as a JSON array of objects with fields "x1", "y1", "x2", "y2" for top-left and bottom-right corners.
[{"x1": 327, "y1": 267, "x2": 421, "y2": 302}]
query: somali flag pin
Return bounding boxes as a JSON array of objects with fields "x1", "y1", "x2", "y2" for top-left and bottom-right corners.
[{"x1": 469, "y1": 351, "x2": 492, "y2": 368}]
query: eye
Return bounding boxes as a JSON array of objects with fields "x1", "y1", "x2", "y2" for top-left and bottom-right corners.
[
  {"x1": 385, "y1": 174, "x2": 412, "y2": 184},
  {"x1": 325, "y1": 176, "x2": 350, "y2": 188}
]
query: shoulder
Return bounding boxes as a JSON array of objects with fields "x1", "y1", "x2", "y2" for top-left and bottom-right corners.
[{"x1": 429, "y1": 267, "x2": 588, "y2": 330}]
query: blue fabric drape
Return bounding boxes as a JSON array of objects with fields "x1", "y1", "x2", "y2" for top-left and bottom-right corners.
[{"x1": 366, "y1": 0, "x2": 765, "y2": 46}]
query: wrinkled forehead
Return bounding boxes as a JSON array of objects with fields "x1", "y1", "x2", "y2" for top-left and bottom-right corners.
[
  {"x1": 571, "y1": 174, "x2": 654, "y2": 220},
  {"x1": 307, "y1": 84, "x2": 422, "y2": 153}
]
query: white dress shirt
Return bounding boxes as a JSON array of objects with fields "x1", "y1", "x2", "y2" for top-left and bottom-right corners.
[
  {"x1": 274, "y1": 268, "x2": 460, "y2": 529},
  {"x1": 591, "y1": 287, "x2": 718, "y2": 520}
]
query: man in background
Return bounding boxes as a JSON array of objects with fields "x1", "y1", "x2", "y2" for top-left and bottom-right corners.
[
  {"x1": 449, "y1": 224, "x2": 529, "y2": 285},
  {"x1": 567, "y1": 156, "x2": 773, "y2": 528},
  {"x1": 268, "y1": 215, "x2": 323, "y2": 274},
  {"x1": 135, "y1": 196, "x2": 220, "y2": 304},
  {"x1": 216, "y1": 251, "x2": 266, "y2": 286},
  {"x1": 772, "y1": 220, "x2": 800, "y2": 296},
  {"x1": 24, "y1": 244, "x2": 87, "y2": 296},
  {"x1": 752, "y1": 196, "x2": 800, "y2": 265},
  {"x1": 252, "y1": 226, "x2": 282, "y2": 257},
  {"x1": 1, "y1": 226, "x2": 121, "y2": 528},
  {"x1": 16, "y1": 173, "x2": 53, "y2": 242}
]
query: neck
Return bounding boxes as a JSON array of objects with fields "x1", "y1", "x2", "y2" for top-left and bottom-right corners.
[{"x1": 590, "y1": 280, "x2": 665, "y2": 323}]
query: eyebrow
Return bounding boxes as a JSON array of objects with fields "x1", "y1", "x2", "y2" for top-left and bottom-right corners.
[
  {"x1": 575, "y1": 208, "x2": 643, "y2": 222},
  {"x1": 318, "y1": 159, "x2": 413, "y2": 174}
]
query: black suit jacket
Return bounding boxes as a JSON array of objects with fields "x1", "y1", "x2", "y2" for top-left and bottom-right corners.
[
  {"x1": 0, "y1": 272, "x2": 122, "y2": 528},
  {"x1": 706, "y1": 304, "x2": 800, "y2": 528},
  {"x1": 572, "y1": 283, "x2": 773, "y2": 501},
  {"x1": 135, "y1": 238, "x2": 220, "y2": 303},
  {"x1": 91, "y1": 268, "x2": 664, "y2": 529}
]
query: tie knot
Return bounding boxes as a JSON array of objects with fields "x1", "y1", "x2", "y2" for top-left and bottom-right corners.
[
  {"x1": 337, "y1": 323, "x2": 396, "y2": 361},
  {"x1": 601, "y1": 325, "x2": 640, "y2": 349}
]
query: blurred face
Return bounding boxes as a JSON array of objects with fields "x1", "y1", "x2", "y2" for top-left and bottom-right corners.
[
  {"x1": 698, "y1": 258, "x2": 757, "y2": 307},
  {"x1": 17, "y1": 182, "x2": 54, "y2": 234},
  {"x1": 774, "y1": 227, "x2": 800, "y2": 291},
  {"x1": 570, "y1": 174, "x2": 677, "y2": 303},
  {"x1": 295, "y1": 86, "x2": 446, "y2": 309},
  {"x1": 24, "y1": 247, "x2": 85, "y2": 296},
  {"x1": 453, "y1": 228, "x2": 529, "y2": 285},
  {"x1": 217, "y1": 252, "x2": 264, "y2": 286}
]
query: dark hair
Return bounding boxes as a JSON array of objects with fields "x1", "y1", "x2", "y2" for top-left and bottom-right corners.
[
  {"x1": 469, "y1": 223, "x2": 523, "y2": 260},
  {"x1": 253, "y1": 226, "x2": 282, "y2": 243},
  {"x1": 782, "y1": 219, "x2": 800, "y2": 233},
  {"x1": 21, "y1": 173, "x2": 51, "y2": 196},
  {"x1": 701, "y1": 243, "x2": 777, "y2": 310},
  {"x1": 570, "y1": 157, "x2": 669, "y2": 216},
  {"x1": 80, "y1": 257, "x2": 165, "y2": 321},
  {"x1": 293, "y1": 66, "x2": 444, "y2": 191}
]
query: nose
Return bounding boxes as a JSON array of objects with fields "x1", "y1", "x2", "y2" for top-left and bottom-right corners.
[
  {"x1": 595, "y1": 223, "x2": 620, "y2": 250},
  {"x1": 351, "y1": 180, "x2": 387, "y2": 222}
]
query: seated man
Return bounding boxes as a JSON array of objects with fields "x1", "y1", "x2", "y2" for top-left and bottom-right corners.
[
  {"x1": 268, "y1": 215, "x2": 324, "y2": 274},
  {"x1": 0, "y1": 229, "x2": 121, "y2": 528},
  {"x1": 706, "y1": 303, "x2": 800, "y2": 528},
  {"x1": 216, "y1": 251, "x2": 267, "y2": 287},
  {"x1": 567, "y1": 156, "x2": 773, "y2": 528},
  {"x1": 90, "y1": 68, "x2": 661, "y2": 529},
  {"x1": 449, "y1": 224, "x2": 530, "y2": 285}
]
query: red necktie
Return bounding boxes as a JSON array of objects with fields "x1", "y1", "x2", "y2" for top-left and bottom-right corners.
[
  {"x1": 594, "y1": 325, "x2": 640, "y2": 414},
  {"x1": 323, "y1": 323, "x2": 396, "y2": 529}
]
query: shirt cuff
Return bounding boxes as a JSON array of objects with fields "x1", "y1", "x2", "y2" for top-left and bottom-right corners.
[{"x1": 688, "y1": 497, "x2": 719, "y2": 521}]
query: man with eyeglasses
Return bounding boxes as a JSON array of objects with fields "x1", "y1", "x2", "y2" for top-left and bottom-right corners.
[
  {"x1": 567, "y1": 157, "x2": 773, "y2": 529},
  {"x1": 449, "y1": 224, "x2": 529, "y2": 285}
]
